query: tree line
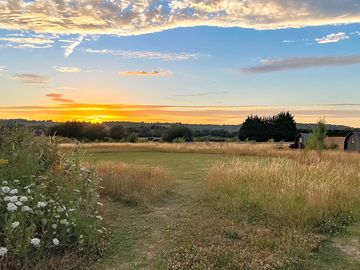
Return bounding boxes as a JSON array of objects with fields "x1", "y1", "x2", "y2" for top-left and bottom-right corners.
[{"x1": 238, "y1": 112, "x2": 297, "y2": 142}]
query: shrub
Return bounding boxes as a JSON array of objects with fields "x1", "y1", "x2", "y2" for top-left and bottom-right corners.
[
  {"x1": 127, "y1": 132, "x2": 138, "y2": 143},
  {"x1": 306, "y1": 120, "x2": 327, "y2": 150},
  {"x1": 109, "y1": 125, "x2": 125, "y2": 140},
  {"x1": 0, "y1": 126, "x2": 106, "y2": 269},
  {"x1": 95, "y1": 162, "x2": 173, "y2": 205},
  {"x1": 162, "y1": 124, "x2": 193, "y2": 142}
]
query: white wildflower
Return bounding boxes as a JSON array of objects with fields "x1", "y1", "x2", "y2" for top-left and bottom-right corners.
[
  {"x1": 19, "y1": 196, "x2": 28, "y2": 202},
  {"x1": 79, "y1": 235, "x2": 83, "y2": 239},
  {"x1": 96, "y1": 202, "x2": 104, "y2": 206},
  {"x1": 9, "y1": 189, "x2": 18, "y2": 194},
  {"x1": 11, "y1": 221, "x2": 20, "y2": 229},
  {"x1": 21, "y1": 206, "x2": 32, "y2": 212},
  {"x1": 13, "y1": 180, "x2": 19, "y2": 183},
  {"x1": 51, "y1": 224, "x2": 57, "y2": 229},
  {"x1": 60, "y1": 219, "x2": 69, "y2": 226},
  {"x1": 7, "y1": 202, "x2": 17, "y2": 212},
  {"x1": 96, "y1": 215, "x2": 103, "y2": 221},
  {"x1": 30, "y1": 238, "x2": 41, "y2": 247},
  {"x1": 37, "y1": 202, "x2": 47, "y2": 208},
  {"x1": 0, "y1": 247, "x2": 7, "y2": 256},
  {"x1": 2, "y1": 181, "x2": 8, "y2": 185},
  {"x1": 53, "y1": 238, "x2": 59, "y2": 246},
  {"x1": 2, "y1": 186, "x2": 10, "y2": 194},
  {"x1": 10, "y1": 196, "x2": 18, "y2": 202},
  {"x1": 4, "y1": 196, "x2": 11, "y2": 202},
  {"x1": 15, "y1": 201, "x2": 22, "y2": 206},
  {"x1": 97, "y1": 229, "x2": 103, "y2": 234}
]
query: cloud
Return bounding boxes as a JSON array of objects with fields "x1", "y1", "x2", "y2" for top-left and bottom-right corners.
[
  {"x1": 316, "y1": 32, "x2": 349, "y2": 44},
  {"x1": 53, "y1": 66, "x2": 82, "y2": 73},
  {"x1": 175, "y1": 91, "x2": 230, "y2": 97},
  {"x1": 0, "y1": 33, "x2": 55, "y2": 49},
  {"x1": 63, "y1": 35, "x2": 84, "y2": 58},
  {"x1": 46, "y1": 93, "x2": 74, "y2": 103},
  {"x1": 1, "y1": 1, "x2": 359, "y2": 36},
  {"x1": 53, "y1": 66, "x2": 103, "y2": 73},
  {"x1": 119, "y1": 70, "x2": 172, "y2": 76},
  {"x1": 84, "y1": 48, "x2": 207, "y2": 61},
  {"x1": 0, "y1": 66, "x2": 5, "y2": 72},
  {"x1": 12, "y1": 73, "x2": 49, "y2": 84},
  {"x1": 238, "y1": 55, "x2": 360, "y2": 74}
]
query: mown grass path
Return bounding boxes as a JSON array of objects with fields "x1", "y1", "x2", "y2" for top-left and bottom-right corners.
[{"x1": 86, "y1": 151, "x2": 360, "y2": 270}]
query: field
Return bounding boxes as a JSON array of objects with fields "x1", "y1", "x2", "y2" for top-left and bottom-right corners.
[{"x1": 74, "y1": 142, "x2": 360, "y2": 270}]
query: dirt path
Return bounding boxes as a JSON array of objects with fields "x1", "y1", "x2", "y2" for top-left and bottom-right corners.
[{"x1": 93, "y1": 152, "x2": 227, "y2": 270}]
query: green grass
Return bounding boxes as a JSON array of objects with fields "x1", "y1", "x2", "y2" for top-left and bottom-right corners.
[{"x1": 85, "y1": 151, "x2": 360, "y2": 270}]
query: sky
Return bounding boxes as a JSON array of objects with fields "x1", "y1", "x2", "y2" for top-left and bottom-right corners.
[{"x1": 0, "y1": 0, "x2": 360, "y2": 127}]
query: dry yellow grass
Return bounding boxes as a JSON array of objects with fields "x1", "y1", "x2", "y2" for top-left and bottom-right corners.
[
  {"x1": 61, "y1": 142, "x2": 360, "y2": 166},
  {"x1": 205, "y1": 157, "x2": 360, "y2": 233},
  {"x1": 95, "y1": 161, "x2": 173, "y2": 205}
]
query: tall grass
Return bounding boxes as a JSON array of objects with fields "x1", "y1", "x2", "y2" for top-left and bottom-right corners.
[
  {"x1": 206, "y1": 158, "x2": 360, "y2": 234},
  {"x1": 95, "y1": 161, "x2": 173, "y2": 205},
  {"x1": 0, "y1": 126, "x2": 107, "y2": 269},
  {"x1": 60, "y1": 142, "x2": 360, "y2": 165}
]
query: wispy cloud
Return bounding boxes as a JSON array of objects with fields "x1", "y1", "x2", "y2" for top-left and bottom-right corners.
[
  {"x1": 175, "y1": 91, "x2": 230, "y2": 97},
  {"x1": 53, "y1": 66, "x2": 103, "y2": 73},
  {"x1": 63, "y1": 35, "x2": 84, "y2": 58},
  {"x1": 315, "y1": 32, "x2": 349, "y2": 44},
  {"x1": 46, "y1": 93, "x2": 74, "y2": 103},
  {"x1": 0, "y1": 33, "x2": 55, "y2": 49},
  {"x1": 53, "y1": 66, "x2": 82, "y2": 73},
  {"x1": 238, "y1": 55, "x2": 360, "y2": 74},
  {"x1": 119, "y1": 70, "x2": 172, "y2": 77},
  {"x1": 84, "y1": 48, "x2": 207, "y2": 61},
  {"x1": 12, "y1": 73, "x2": 49, "y2": 84},
  {"x1": 0, "y1": 1, "x2": 359, "y2": 35}
]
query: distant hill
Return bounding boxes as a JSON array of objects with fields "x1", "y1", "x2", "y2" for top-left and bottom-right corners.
[{"x1": 0, "y1": 119, "x2": 357, "y2": 133}]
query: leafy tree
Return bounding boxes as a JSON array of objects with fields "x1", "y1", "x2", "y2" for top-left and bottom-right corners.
[
  {"x1": 82, "y1": 123, "x2": 108, "y2": 141},
  {"x1": 109, "y1": 125, "x2": 125, "y2": 140},
  {"x1": 238, "y1": 112, "x2": 297, "y2": 142},
  {"x1": 306, "y1": 120, "x2": 327, "y2": 150},
  {"x1": 127, "y1": 132, "x2": 138, "y2": 143},
  {"x1": 162, "y1": 124, "x2": 193, "y2": 142},
  {"x1": 48, "y1": 121, "x2": 84, "y2": 139}
]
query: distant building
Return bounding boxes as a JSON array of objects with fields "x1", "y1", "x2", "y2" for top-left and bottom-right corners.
[
  {"x1": 294, "y1": 133, "x2": 311, "y2": 149},
  {"x1": 344, "y1": 132, "x2": 360, "y2": 152}
]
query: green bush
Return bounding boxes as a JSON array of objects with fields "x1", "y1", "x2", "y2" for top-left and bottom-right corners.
[
  {"x1": 162, "y1": 124, "x2": 193, "y2": 142},
  {"x1": 0, "y1": 126, "x2": 106, "y2": 269},
  {"x1": 306, "y1": 120, "x2": 327, "y2": 150}
]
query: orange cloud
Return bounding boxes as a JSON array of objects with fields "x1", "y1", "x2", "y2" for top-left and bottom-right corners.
[
  {"x1": 119, "y1": 70, "x2": 172, "y2": 76},
  {"x1": 46, "y1": 93, "x2": 74, "y2": 103}
]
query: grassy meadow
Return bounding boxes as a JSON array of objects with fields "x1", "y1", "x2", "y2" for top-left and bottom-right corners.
[
  {"x1": 77, "y1": 142, "x2": 360, "y2": 270},
  {"x1": 2, "y1": 133, "x2": 360, "y2": 269}
]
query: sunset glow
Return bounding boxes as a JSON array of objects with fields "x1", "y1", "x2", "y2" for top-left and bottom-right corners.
[{"x1": 1, "y1": 1, "x2": 360, "y2": 127}]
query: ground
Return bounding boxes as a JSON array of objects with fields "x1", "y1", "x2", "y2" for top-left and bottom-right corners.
[{"x1": 85, "y1": 151, "x2": 360, "y2": 270}]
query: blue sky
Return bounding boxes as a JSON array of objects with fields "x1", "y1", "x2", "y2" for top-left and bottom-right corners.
[{"x1": 0, "y1": 1, "x2": 360, "y2": 126}]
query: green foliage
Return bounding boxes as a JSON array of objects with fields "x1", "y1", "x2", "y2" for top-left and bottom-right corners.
[
  {"x1": 306, "y1": 120, "x2": 328, "y2": 150},
  {"x1": 127, "y1": 132, "x2": 138, "y2": 143},
  {"x1": 0, "y1": 126, "x2": 106, "y2": 269},
  {"x1": 49, "y1": 121, "x2": 108, "y2": 141},
  {"x1": 239, "y1": 112, "x2": 297, "y2": 142},
  {"x1": 109, "y1": 125, "x2": 125, "y2": 140},
  {"x1": 162, "y1": 124, "x2": 193, "y2": 142}
]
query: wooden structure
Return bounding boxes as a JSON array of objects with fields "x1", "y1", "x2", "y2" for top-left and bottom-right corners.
[
  {"x1": 344, "y1": 132, "x2": 360, "y2": 152},
  {"x1": 294, "y1": 133, "x2": 310, "y2": 149}
]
